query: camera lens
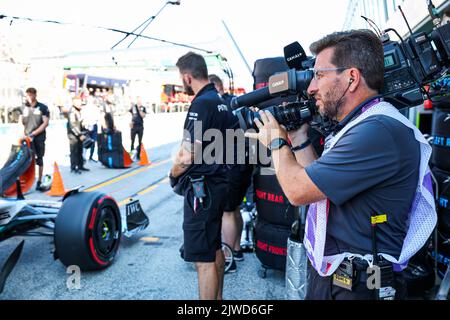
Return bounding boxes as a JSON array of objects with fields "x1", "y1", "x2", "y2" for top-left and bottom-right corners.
[{"x1": 233, "y1": 102, "x2": 313, "y2": 132}]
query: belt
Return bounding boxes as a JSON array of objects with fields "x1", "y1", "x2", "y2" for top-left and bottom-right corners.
[
  {"x1": 342, "y1": 257, "x2": 403, "y2": 283},
  {"x1": 349, "y1": 257, "x2": 370, "y2": 271}
]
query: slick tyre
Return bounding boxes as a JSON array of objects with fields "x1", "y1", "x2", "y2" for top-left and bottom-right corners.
[
  {"x1": 55, "y1": 191, "x2": 122, "y2": 270},
  {"x1": 222, "y1": 242, "x2": 234, "y2": 273}
]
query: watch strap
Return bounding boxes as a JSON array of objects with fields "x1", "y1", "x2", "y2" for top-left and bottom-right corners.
[{"x1": 291, "y1": 139, "x2": 312, "y2": 152}]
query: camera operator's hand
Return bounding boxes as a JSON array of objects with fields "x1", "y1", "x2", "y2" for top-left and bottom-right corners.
[
  {"x1": 244, "y1": 110, "x2": 288, "y2": 148},
  {"x1": 288, "y1": 123, "x2": 310, "y2": 147}
]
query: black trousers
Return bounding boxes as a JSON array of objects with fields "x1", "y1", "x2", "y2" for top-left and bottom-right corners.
[
  {"x1": 87, "y1": 124, "x2": 98, "y2": 159},
  {"x1": 130, "y1": 126, "x2": 144, "y2": 158},
  {"x1": 68, "y1": 134, "x2": 83, "y2": 170},
  {"x1": 305, "y1": 261, "x2": 408, "y2": 300}
]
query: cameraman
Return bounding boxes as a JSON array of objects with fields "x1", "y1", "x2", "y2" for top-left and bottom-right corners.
[
  {"x1": 246, "y1": 30, "x2": 436, "y2": 300},
  {"x1": 170, "y1": 52, "x2": 234, "y2": 300}
]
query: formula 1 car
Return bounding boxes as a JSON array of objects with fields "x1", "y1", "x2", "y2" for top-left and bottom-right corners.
[
  {"x1": 0, "y1": 183, "x2": 149, "y2": 293},
  {"x1": 0, "y1": 139, "x2": 149, "y2": 293}
]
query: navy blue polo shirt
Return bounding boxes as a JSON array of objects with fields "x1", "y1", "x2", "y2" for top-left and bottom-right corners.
[
  {"x1": 181, "y1": 83, "x2": 235, "y2": 179},
  {"x1": 222, "y1": 93, "x2": 235, "y2": 108},
  {"x1": 305, "y1": 103, "x2": 421, "y2": 259}
]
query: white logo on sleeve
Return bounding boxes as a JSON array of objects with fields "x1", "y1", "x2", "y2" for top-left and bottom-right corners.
[
  {"x1": 188, "y1": 112, "x2": 199, "y2": 121},
  {"x1": 217, "y1": 104, "x2": 228, "y2": 112}
]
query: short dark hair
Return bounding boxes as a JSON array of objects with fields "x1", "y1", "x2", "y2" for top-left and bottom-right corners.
[
  {"x1": 310, "y1": 29, "x2": 384, "y2": 92},
  {"x1": 176, "y1": 52, "x2": 208, "y2": 80},
  {"x1": 25, "y1": 87, "x2": 37, "y2": 94},
  {"x1": 444, "y1": 8, "x2": 450, "y2": 18},
  {"x1": 208, "y1": 74, "x2": 223, "y2": 90}
]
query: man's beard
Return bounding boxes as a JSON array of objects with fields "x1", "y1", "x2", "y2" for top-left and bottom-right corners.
[
  {"x1": 318, "y1": 79, "x2": 346, "y2": 121},
  {"x1": 183, "y1": 79, "x2": 195, "y2": 96},
  {"x1": 26, "y1": 98, "x2": 35, "y2": 107}
]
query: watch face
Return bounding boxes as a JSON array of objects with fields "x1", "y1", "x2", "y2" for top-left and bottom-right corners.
[{"x1": 270, "y1": 138, "x2": 287, "y2": 151}]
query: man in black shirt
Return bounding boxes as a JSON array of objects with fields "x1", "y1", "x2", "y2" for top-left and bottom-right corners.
[
  {"x1": 208, "y1": 74, "x2": 235, "y2": 106},
  {"x1": 67, "y1": 96, "x2": 90, "y2": 174},
  {"x1": 170, "y1": 52, "x2": 233, "y2": 300},
  {"x1": 209, "y1": 74, "x2": 252, "y2": 272},
  {"x1": 129, "y1": 96, "x2": 146, "y2": 160},
  {"x1": 20, "y1": 87, "x2": 50, "y2": 191}
]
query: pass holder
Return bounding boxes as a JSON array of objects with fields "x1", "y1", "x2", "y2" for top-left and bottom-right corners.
[
  {"x1": 190, "y1": 176, "x2": 206, "y2": 212},
  {"x1": 332, "y1": 260, "x2": 355, "y2": 291}
]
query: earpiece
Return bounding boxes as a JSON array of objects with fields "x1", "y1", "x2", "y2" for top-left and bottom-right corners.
[{"x1": 349, "y1": 78, "x2": 354, "y2": 84}]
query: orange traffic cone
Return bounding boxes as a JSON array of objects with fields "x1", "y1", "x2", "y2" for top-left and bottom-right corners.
[
  {"x1": 123, "y1": 148, "x2": 132, "y2": 168},
  {"x1": 139, "y1": 143, "x2": 151, "y2": 166},
  {"x1": 47, "y1": 162, "x2": 66, "y2": 197}
]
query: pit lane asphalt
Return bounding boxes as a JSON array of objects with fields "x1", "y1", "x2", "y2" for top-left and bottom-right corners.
[{"x1": 0, "y1": 120, "x2": 286, "y2": 300}]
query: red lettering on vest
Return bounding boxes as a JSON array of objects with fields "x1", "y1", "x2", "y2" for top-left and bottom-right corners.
[
  {"x1": 256, "y1": 189, "x2": 267, "y2": 200},
  {"x1": 275, "y1": 195, "x2": 284, "y2": 203},
  {"x1": 256, "y1": 189, "x2": 285, "y2": 204},
  {"x1": 268, "y1": 245, "x2": 287, "y2": 256},
  {"x1": 257, "y1": 240, "x2": 268, "y2": 251}
]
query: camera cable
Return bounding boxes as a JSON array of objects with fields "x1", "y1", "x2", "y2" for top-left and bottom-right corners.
[{"x1": 329, "y1": 79, "x2": 353, "y2": 133}]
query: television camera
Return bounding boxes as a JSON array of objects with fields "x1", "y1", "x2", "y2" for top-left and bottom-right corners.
[
  {"x1": 232, "y1": 0, "x2": 450, "y2": 133},
  {"x1": 380, "y1": 1, "x2": 450, "y2": 109},
  {"x1": 231, "y1": 42, "x2": 320, "y2": 132}
]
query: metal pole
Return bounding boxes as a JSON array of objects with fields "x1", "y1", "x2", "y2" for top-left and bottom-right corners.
[
  {"x1": 221, "y1": 20, "x2": 253, "y2": 76},
  {"x1": 127, "y1": 1, "x2": 171, "y2": 49},
  {"x1": 111, "y1": 0, "x2": 180, "y2": 50},
  {"x1": 383, "y1": 0, "x2": 389, "y2": 23}
]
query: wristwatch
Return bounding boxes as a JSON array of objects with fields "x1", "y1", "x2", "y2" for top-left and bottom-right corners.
[
  {"x1": 291, "y1": 139, "x2": 312, "y2": 152},
  {"x1": 268, "y1": 138, "x2": 290, "y2": 151}
]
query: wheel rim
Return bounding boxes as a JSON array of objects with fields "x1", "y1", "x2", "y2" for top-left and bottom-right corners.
[
  {"x1": 93, "y1": 205, "x2": 119, "y2": 259},
  {"x1": 222, "y1": 243, "x2": 234, "y2": 273}
]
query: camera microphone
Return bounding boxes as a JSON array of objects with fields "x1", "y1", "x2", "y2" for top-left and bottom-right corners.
[{"x1": 284, "y1": 42, "x2": 307, "y2": 71}]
